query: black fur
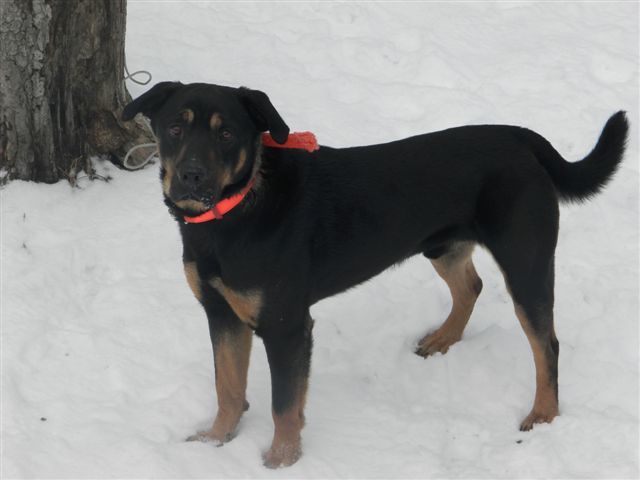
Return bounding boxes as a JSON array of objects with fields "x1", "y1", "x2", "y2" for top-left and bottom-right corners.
[
  {"x1": 512, "y1": 111, "x2": 628, "y2": 202},
  {"x1": 123, "y1": 82, "x2": 628, "y2": 465}
]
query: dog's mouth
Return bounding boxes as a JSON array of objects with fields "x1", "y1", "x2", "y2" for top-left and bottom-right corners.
[
  {"x1": 166, "y1": 165, "x2": 256, "y2": 217},
  {"x1": 172, "y1": 192, "x2": 215, "y2": 214}
]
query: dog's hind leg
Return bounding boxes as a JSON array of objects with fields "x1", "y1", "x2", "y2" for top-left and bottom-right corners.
[
  {"x1": 513, "y1": 299, "x2": 559, "y2": 431},
  {"x1": 480, "y1": 179, "x2": 560, "y2": 430},
  {"x1": 501, "y1": 255, "x2": 559, "y2": 431},
  {"x1": 416, "y1": 242, "x2": 482, "y2": 357}
]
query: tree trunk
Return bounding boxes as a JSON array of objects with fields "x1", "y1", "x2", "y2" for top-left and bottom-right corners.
[{"x1": 0, "y1": 0, "x2": 152, "y2": 184}]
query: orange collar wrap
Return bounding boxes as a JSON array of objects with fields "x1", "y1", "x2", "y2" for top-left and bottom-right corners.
[
  {"x1": 261, "y1": 131, "x2": 319, "y2": 152},
  {"x1": 182, "y1": 131, "x2": 318, "y2": 224}
]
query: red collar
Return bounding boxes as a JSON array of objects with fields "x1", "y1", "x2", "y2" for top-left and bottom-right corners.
[
  {"x1": 182, "y1": 131, "x2": 318, "y2": 224},
  {"x1": 183, "y1": 177, "x2": 256, "y2": 223}
]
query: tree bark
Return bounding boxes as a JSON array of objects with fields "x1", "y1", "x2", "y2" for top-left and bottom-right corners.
[{"x1": 0, "y1": 0, "x2": 152, "y2": 184}]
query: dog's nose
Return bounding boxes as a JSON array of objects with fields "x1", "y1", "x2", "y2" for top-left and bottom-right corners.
[{"x1": 179, "y1": 163, "x2": 206, "y2": 190}]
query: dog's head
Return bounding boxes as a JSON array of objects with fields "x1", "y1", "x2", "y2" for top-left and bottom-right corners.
[{"x1": 123, "y1": 82, "x2": 289, "y2": 214}]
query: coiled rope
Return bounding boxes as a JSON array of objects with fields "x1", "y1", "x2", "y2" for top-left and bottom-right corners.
[{"x1": 122, "y1": 64, "x2": 158, "y2": 170}]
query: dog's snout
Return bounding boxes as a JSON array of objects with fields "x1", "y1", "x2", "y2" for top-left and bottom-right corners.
[{"x1": 179, "y1": 161, "x2": 206, "y2": 190}]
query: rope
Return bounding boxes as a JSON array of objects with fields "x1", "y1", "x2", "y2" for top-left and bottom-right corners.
[
  {"x1": 124, "y1": 64, "x2": 152, "y2": 86},
  {"x1": 122, "y1": 63, "x2": 158, "y2": 170}
]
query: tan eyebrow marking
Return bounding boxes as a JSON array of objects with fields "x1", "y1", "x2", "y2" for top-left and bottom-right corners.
[
  {"x1": 210, "y1": 113, "x2": 222, "y2": 130},
  {"x1": 181, "y1": 109, "x2": 194, "y2": 124}
]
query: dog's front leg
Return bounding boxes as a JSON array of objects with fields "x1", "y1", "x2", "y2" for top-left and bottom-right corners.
[
  {"x1": 188, "y1": 318, "x2": 252, "y2": 444},
  {"x1": 261, "y1": 318, "x2": 313, "y2": 468}
]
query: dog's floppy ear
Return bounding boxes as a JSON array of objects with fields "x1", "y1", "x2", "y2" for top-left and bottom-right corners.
[
  {"x1": 122, "y1": 81, "x2": 182, "y2": 121},
  {"x1": 238, "y1": 87, "x2": 289, "y2": 144}
]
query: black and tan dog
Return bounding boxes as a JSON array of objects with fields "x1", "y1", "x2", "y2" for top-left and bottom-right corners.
[{"x1": 122, "y1": 82, "x2": 627, "y2": 468}]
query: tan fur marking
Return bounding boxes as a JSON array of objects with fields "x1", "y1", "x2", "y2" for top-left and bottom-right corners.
[
  {"x1": 221, "y1": 168, "x2": 233, "y2": 191},
  {"x1": 187, "y1": 327, "x2": 253, "y2": 443},
  {"x1": 183, "y1": 261, "x2": 202, "y2": 302},
  {"x1": 209, "y1": 277, "x2": 262, "y2": 328},
  {"x1": 175, "y1": 199, "x2": 209, "y2": 213},
  {"x1": 515, "y1": 305, "x2": 559, "y2": 430},
  {"x1": 234, "y1": 148, "x2": 248, "y2": 175},
  {"x1": 210, "y1": 113, "x2": 222, "y2": 130},
  {"x1": 162, "y1": 161, "x2": 175, "y2": 197},
  {"x1": 181, "y1": 109, "x2": 194, "y2": 124},
  {"x1": 417, "y1": 242, "x2": 482, "y2": 356},
  {"x1": 206, "y1": 148, "x2": 234, "y2": 191},
  {"x1": 264, "y1": 380, "x2": 308, "y2": 468},
  {"x1": 211, "y1": 327, "x2": 252, "y2": 440},
  {"x1": 162, "y1": 142, "x2": 188, "y2": 199}
]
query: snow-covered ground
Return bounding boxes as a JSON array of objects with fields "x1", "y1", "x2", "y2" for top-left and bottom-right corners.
[{"x1": 2, "y1": 2, "x2": 638, "y2": 478}]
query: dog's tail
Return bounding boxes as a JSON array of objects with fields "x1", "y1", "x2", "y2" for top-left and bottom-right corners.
[{"x1": 514, "y1": 111, "x2": 628, "y2": 203}]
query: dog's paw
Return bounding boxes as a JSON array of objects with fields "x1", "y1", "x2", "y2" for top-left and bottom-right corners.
[
  {"x1": 519, "y1": 408, "x2": 558, "y2": 431},
  {"x1": 262, "y1": 442, "x2": 302, "y2": 469},
  {"x1": 187, "y1": 401, "x2": 250, "y2": 445},
  {"x1": 415, "y1": 330, "x2": 460, "y2": 357},
  {"x1": 185, "y1": 429, "x2": 228, "y2": 445}
]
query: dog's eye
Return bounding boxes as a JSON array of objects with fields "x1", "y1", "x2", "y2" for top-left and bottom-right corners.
[
  {"x1": 219, "y1": 129, "x2": 233, "y2": 142},
  {"x1": 169, "y1": 125, "x2": 182, "y2": 138}
]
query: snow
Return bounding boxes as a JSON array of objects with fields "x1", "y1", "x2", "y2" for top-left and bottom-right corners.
[{"x1": 2, "y1": 2, "x2": 638, "y2": 478}]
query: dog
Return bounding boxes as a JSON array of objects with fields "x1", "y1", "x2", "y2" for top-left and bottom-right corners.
[{"x1": 122, "y1": 82, "x2": 628, "y2": 468}]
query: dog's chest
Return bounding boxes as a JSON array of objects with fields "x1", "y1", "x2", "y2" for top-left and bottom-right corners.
[
  {"x1": 187, "y1": 237, "x2": 265, "y2": 329},
  {"x1": 208, "y1": 276, "x2": 263, "y2": 328}
]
